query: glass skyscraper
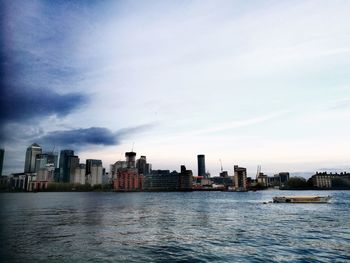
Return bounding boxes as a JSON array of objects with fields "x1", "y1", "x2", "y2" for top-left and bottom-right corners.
[{"x1": 24, "y1": 143, "x2": 42, "y2": 173}]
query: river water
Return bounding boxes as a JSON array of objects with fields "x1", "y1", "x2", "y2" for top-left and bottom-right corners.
[{"x1": 0, "y1": 190, "x2": 349, "y2": 262}]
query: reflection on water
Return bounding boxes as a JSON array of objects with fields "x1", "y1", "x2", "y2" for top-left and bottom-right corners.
[{"x1": 0, "y1": 191, "x2": 349, "y2": 262}]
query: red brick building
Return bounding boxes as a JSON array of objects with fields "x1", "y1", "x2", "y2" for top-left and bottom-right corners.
[{"x1": 113, "y1": 168, "x2": 143, "y2": 191}]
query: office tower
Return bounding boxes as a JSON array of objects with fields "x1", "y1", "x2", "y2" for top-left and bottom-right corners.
[
  {"x1": 86, "y1": 159, "x2": 103, "y2": 186},
  {"x1": 72, "y1": 163, "x2": 86, "y2": 185},
  {"x1": 197, "y1": 154, "x2": 206, "y2": 177},
  {"x1": 136, "y1": 155, "x2": 150, "y2": 175},
  {"x1": 68, "y1": 155, "x2": 80, "y2": 184},
  {"x1": 125, "y1": 152, "x2": 136, "y2": 168},
  {"x1": 24, "y1": 143, "x2": 42, "y2": 173},
  {"x1": 35, "y1": 152, "x2": 58, "y2": 172},
  {"x1": 234, "y1": 165, "x2": 247, "y2": 191},
  {"x1": 59, "y1": 150, "x2": 74, "y2": 182},
  {"x1": 0, "y1": 149, "x2": 4, "y2": 176}
]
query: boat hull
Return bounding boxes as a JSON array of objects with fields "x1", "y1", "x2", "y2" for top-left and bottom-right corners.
[{"x1": 273, "y1": 196, "x2": 331, "y2": 203}]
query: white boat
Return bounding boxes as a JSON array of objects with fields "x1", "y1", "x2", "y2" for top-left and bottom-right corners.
[{"x1": 273, "y1": 195, "x2": 331, "y2": 203}]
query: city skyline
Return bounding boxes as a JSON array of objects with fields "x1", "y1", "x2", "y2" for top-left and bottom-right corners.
[{"x1": 1, "y1": 0, "x2": 350, "y2": 175}]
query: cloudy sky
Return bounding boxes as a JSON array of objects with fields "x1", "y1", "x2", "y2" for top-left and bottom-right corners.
[{"x1": 1, "y1": 0, "x2": 350, "y2": 176}]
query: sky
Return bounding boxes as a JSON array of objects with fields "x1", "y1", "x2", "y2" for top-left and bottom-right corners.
[{"x1": 1, "y1": 0, "x2": 350, "y2": 177}]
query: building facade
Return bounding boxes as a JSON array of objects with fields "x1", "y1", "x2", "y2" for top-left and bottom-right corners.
[
  {"x1": 197, "y1": 154, "x2": 206, "y2": 177},
  {"x1": 86, "y1": 159, "x2": 103, "y2": 186},
  {"x1": 59, "y1": 150, "x2": 74, "y2": 182},
  {"x1": 24, "y1": 143, "x2": 42, "y2": 173},
  {"x1": 234, "y1": 165, "x2": 247, "y2": 191}
]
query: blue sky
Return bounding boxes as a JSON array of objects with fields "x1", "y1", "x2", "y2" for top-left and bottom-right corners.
[{"x1": 1, "y1": 0, "x2": 350, "y2": 176}]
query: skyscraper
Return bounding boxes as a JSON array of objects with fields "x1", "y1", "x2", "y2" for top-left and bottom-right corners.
[
  {"x1": 68, "y1": 155, "x2": 80, "y2": 184},
  {"x1": 0, "y1": 149, "x2": 4, "y2": 176},
  {"x1": 59, "y1": 150, "x2": 74, "y2": 182},
  {"x1": 136, "y1": 155, "x2": 150, "y2": 175},
  {"x1": 35, "y1": 152, "x2": 58, "y2": 172},
  {"x1": 24, "y1": 143, "x2": 42, "y2": 173},
  {"x1": 197, "y1": 154, "x2": 206, "y2": 177}
]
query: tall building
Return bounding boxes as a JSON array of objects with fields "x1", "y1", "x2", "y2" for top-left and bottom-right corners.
[
  {"x1": 234, "y1": 165, "x2": 247, "y2": 191},
  {"x1": 0, "y1": 149, "x2": 4, "y2": 176},
  {"x1": 59, "y1": 150, "x2": 74, "y2": 182},
  {"x1": 73, "y1": 164, "x2": 86, "y2": 185},
  {"x1": 35, "y1": 152, "x2": 58, "y2": 172},
  {"x1": 125, "y1": 152, "x2": 136, "y2": 168},
  {"x1": 68, "y1": 155, "x2": 80, "y2": 184},
  {"x1": 86, "y1": 159, "x2": 103, "y2": 186},
  {"x1": 197, "y1": 154, "x2": 206, "y2": 177},
  {"x1": 136, "y1": 155, "x2": 151, "y2": 175},
  {"x1": 24, "y1": 143, "x2": 42, "y2": 173}
]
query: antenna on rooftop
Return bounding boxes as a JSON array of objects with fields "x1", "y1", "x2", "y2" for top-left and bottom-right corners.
[
  {"x1": 131, "y1": 142, "x2": 135, "y2": 152},
  {"x1": 219, "y1": 159, "x2": 223, "y2": 172}
]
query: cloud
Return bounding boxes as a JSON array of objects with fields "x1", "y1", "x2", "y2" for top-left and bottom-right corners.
[
  {"x1": 0, "y1": 86, "x2": 87, "y2": 123},
  {"x1": 35, "y1": 124, "x2": 154, "y2": 149}
]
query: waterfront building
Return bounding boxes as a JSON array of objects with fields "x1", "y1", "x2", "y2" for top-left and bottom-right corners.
[
  {"x1": 257, "y1": 173, "x2": 268, "y2": 187},
  {"x1": 59, "y1": 150, "x2": 74, "y2": 182},
  {"x1": 113, "y1": 152, "x2": 143, "y2": 191},
  {"x1": 197, "y1": 154, "x2": 206, "y2": 177},
  {"x1": 110, "y1": 161, "x2": 127, "y2": 178},
  {"x1": 143, "y1": 170, "x2": 179, "y2": 191},
  {"x1": 24, "y1": 143, "x2": 42, "y2": 173},
  {"x1": 279, "y1": 172, "x2": 290, "y2": 187},
  {"x1": 143, "y1": 166, "x2": 193, "y2": 191},
  {"x1": 136, "y1": 155, "x2": 151, "y2": 175},
  {"x1": 179, "y1": 165, "x2": 193, "y2": 191},
  {"x1": 86, "y1": 159, "x2": 103, "y2": 186},
  {"x1": 68, "y1": 156, "x2": 80, "y2": 184},
  {"x1": 74, "y1": 164, "x2": 86, "y2": 185},
  {"x1": 212, "y1": 176, "x2": 234, "y2": 188},
  {"x1": 234, "y1": 165, "x2": 247, "y2": 191},
  {"x1": 0, "y1": 148, "x2": 4, "y2": 176}
]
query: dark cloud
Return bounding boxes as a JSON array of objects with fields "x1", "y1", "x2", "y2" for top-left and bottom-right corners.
[
  {"x1": 36, "y1": 124, "x2": 154, "y2": 149},
  {"x1": 0, "y1": 87, "x2": 87, "y2": 123}
]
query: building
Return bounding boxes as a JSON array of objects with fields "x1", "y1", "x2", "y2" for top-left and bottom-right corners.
[
  {"x1": 24, "y1": 143, "x2": 42, "y2": 173},
  {"x1": 113, "y1": 152, "x2": 143, "y2": 191},
  {"x1": 197, "y1": 154, "x2": 206, "y2": 177},
  {"x1": 35, "y1": 152, "x2": 58, "y2": 173},
  {"x1": 257, "y1": 173, "x2": 268, "y2": 187},
  {"x1": 0, "y1": 148, "x2": 4, "y2": 176},
  {"x1": 110, "y1": 161, "x2": 127, "y2": 179},
  {"x1": 59, "y1": 150, "x2": 74, "y2": 182},
  {"x1": 86, "y1": 159, "x2": 103, "y2": 186},
  {"x1": 143, "y1": 170, "x2": 179, "y2": 191},
  {"x1": 234, "y1": 165, "x2": 247, "y2": 191},
  {"x1": 73, "y1": 164, "x2": 86, "y2": 185},
  {"x1": 279, "y1": 172, "x2": 290, "y2": 187},
  {"x1": 179, "y1": 165, "x2": 193, "y2": 191},
  {"x1": 143, "y1": 166, "x2": 193, "y2": 191},
  {"x1": 68, "y1": 156, "x2": 80, "y2": 184},
  {"x1": 136, "y1": 155, "x2": 151, "y2": 175}
]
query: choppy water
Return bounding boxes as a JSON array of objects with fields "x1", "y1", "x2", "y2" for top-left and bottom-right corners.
[{"x1": 0, "y1": 190, "x2": 349, "y2": 262}]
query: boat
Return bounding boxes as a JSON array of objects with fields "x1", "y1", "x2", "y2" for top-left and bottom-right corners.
[{"x1": 273, "y1": 195, "x2": 331, "y2": 203}]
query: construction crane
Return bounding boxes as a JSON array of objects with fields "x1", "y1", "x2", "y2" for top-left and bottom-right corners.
[{"x1": 219, "y1": 159, "x2": 223, "y2": 172}]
